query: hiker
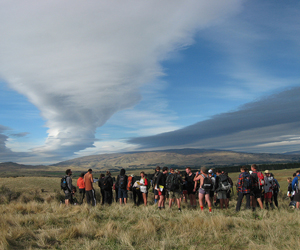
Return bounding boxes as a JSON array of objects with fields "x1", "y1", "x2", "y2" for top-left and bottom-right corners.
[
  {"x1": 102, "y1": 171, "x2": 113, "y2": 205},
  {"x1": 140, "y1": 172, "x2": 148, "y2": 206},
  {"x1": 84, "y1": 168, "x2": 96, "y2": 206},
  {"x1": 250, "y1": 164, "x2": 264, "y2": 210},
  {"x1": 264, "y1": 170, "x2": 275, "y2": 209},
  {"x1": 152, "y1": 166, "x2": 161, "y2": 204},
  {"x1": 291, "y1": 170, "x2": 300, "y2": 209},
  {"x1": 116, "y1": 168, "x2": 128, "y2": 205},
  {"x1": 208, "y1": 170, "x2": 216, "y2": 206},
  {"x1": 194, "y1": 167, "x2": 213, "y2": 212},
  {"x1": 236, "y1": 166, "x2": 251, "y2": 211},
  {"x1": 156, "y1": 167, "x2": 168, "y2": 210},
  {"x1": 98, "y1": 174, "x2": 105, "y2": 205},
  {"x1": 132, "y1": 179, "x2": 142, "y2": 206},
  {"x1": 215, "y1": 170, "x2": 231, "y2": 210},
  {"x1": 166, "y1": 168, "x2": 183, "y2": 211},
  {"x1": 271, "y1": 173, "x2": 280, "y2": 208},
  {"x1": 63, "y1": 169, "x2": 74, "y2": 206},
  {"x1": 224, "y1": 172, "x2": 233, "y2": 206},
  {"x1": 287, "y1": 177, "x2": 294, "y2": 201},
  {"x1": 185, "y1": 167, "x2": 196, "y2": 207},
  {"x1": 76, "y1": 172, "x2": 85, "y2": 204}
]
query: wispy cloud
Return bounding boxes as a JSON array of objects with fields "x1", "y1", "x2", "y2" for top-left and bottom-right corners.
[{"x1": 0, "y1": 0, "x2": 241, "y2": 161}]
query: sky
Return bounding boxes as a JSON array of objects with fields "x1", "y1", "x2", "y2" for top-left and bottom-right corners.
[{"x1": 0, "y1": 0, "x2": 300, "y2": 164}]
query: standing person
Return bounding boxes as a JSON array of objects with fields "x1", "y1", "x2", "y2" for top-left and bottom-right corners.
[
  {"x1": 116, "y1": 168, "x2": 128, "y2": 205},
  {"x1": 287, "y1": 177, "x2": 294, "y2": 201},
  {"x1": 103, "y1": 171, "x2": 113, "y2": 205},
  {"x1": 84, "y1": 169, "x2": 96, "y2": 206},
  {"x1": 264, "y1": 170, "x2": 274, "y2": 209},
  {"x1": 185, "y1": 167, "x2": 196, "y2": 207},
  {"x1": 140, "y1": 172, "x2": 148, "y2": 206},
  {"x1": 156, "y1": 167, "x2": 168, "y2": 210},
  {"x1": 291, "y1": 170, "x2": 300, "y2": 209},
  {"x1": 63, "y1": 169, "x2": 74, "y2": 206},
  {"x1": 152, "y1": 166, "x2": 161, "y2": 204},
  {"x1": 98, "y1": 174, "x2": 105, "y2": 205},
  {"x1": 250, "y1": 164, "x2": 264, "y2": 210},
  {"x1": 215, "y1": 170, "x2": 231, "y2": 210},
  {"x1": 236, "y1": 166, "x2": 251, "y2": 212},
  {"x1": 271, "y1": 173, "x2": 280, "y2": 208},
  {"x1": 166, "y1": 169, "x2": 183, "y2": 211},
  {"x1": 208, "y1": 170, "x2": 216, "y2": 206},
  {"x1": 194, "y1": 167, "x2": 213, "y2": 212},
  {"x1": 76, "y1": 172, "x2": 85, "y2": 204},
  {"x1": 224, "y1": 172, "x2": 233, "y2": 207}
]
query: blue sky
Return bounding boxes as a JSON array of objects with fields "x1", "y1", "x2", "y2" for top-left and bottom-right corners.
[{"x1": 0, "y1": 0, "x2": 300, "y2": 164}]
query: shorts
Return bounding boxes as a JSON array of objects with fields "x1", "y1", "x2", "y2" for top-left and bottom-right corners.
[
  {"x1": 169, "y1": 191, "x2": 181, "y2": 199},
  {"x1": 210, "y1": 191, "x2": 214, "y2": 198},
  {"x1": 158, "y1": 189, "x2": 166, "y2": 196},
  {"x1": 199, "y1": 189, "x2": 210, "y2": 195},
  {"x1": 251, "y1": 189, "x2": 262, "y2": 199},
  {"x1": 264, "y1": 192, "x2": 272, "y2": 199},
  {"x1": 187, "y1": 187, "x2": 196, "y2": 195},
  {"x1": 154, "y1": 189, "x2": 159, "y2": 196},
  {"x1": 118, "y1": 188, "x2": 128, "y2": 199},
  {"x1": 217, "y1": 191, "x2": 227, "y2": 200},
  {"x1": 294, "y1": 191, "x2": 300, "y2": 202},
  {"x1": 65, "y1": 192, "x2": 72, "y2": 200}
]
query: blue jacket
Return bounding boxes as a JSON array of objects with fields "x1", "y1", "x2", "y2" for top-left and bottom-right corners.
[{"x1": 292, "y1": 174, "x2": 300, "y2": 191}]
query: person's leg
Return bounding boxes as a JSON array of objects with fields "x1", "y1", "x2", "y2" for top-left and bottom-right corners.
[
  {"x1": 245, "y1": 193, "x2": 251, "y2": 209},
  {"x1": 220, "y1": 198, "x2": 224, "y2": 210},
  {"x1": 199, "y1": 193, "x2": 204, "y2": 210},
  {"x1": 257, "y1": 198, "x2": 264, "y2": 209},
  {"x1": 205, "y1": 193, "x2": 212, "y2": 212},
  {"x1": 274, "y1": 192, "x2": 278, "y2": 207},
  {"x1": 176, "y1": 198, "x2": 181, "y2": 210},
  {"x1": 297, "y1": 202, "x2": 300, "y2": 209},
  {"x1": 158, "y1": 195, "x2": 164, "y2": 208},
  {"x1": 142, "y1": 193, "x2": 147, "y2": 206},
  {"x1": 86, "y1": 190, "x2": 91, "y2": 205},
  {"x1": 236, "y1": 192, "x2": 244, "y2": 212},
  {"x1": 101, "y1": 189, "x2": 105, "y2": 205}
]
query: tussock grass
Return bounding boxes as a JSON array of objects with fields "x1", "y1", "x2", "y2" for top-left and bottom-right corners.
[{"x1": 0, "y1": 169, "x2": 299, "y2": 249}]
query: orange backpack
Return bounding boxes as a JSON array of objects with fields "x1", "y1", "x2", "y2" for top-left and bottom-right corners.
[{"x1": 127, "y1": 176, "x2": 133, "y2": 191}]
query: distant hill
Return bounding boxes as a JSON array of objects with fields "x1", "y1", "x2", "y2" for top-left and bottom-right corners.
[{"x1": 51, "y1": 148, "x2": 300, "y2": 171}]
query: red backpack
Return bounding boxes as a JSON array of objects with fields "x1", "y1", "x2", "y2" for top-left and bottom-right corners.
[{"x1": 257, "y1": 172, "x2": 265, "y2": 187}]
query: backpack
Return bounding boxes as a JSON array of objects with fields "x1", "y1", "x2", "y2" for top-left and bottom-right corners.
[
  {"x1": 297, "y1": 176, "x2": 300, "y2": 191},
  {"x1": 242, "y1": 172, "x2": 252, "y2": 189},
  {"x1": 201, "y1": 174, "x2": 213, "y2": 192},
  {"x1": 219, "y1": 174, "x2": 231, "y2": 191},
  {"x1": 152, "y1": 171, "x2": 160, "y2": 187},
  {"x1": 127, "y1": 176, "x2": 133, "y2": 191},
  {"x1": 103, "y1": 176, "x2": 111, "y2": 191},
  {"x1": 118, "y1": 175, "x2": 126, "y2": 189},
  {"x1": 61, "y1": 176, "x2": 69, "y2": 191},
  {"x1": 257, "y1": 172, "x2": 265, "y2": 186},
  {"x1": 146, "y1": 177, "x2": 151, "y2": 190},
  {"x1": 166, "y1": 174, "x2": 180, "y2": 191}
]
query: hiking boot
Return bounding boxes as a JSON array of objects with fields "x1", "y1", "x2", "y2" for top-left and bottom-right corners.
[{"x1": 178, "y1": 208, "x2": 181, "y2": 212}]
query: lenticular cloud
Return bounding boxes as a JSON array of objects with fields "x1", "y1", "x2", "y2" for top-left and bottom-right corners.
[{"x1": 0, "y1": 0, "x2": 241, "y2": 158}]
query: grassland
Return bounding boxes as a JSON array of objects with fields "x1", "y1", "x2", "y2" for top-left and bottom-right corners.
[{"x1": 0, "y1": 168, "x2": 299, "y2": 249}]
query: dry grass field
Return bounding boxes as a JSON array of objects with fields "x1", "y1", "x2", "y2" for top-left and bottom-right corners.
[{"x1": 0, "y1": 168, "x2": 299, "y2": 249}]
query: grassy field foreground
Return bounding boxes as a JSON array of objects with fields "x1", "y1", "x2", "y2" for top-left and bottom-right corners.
[{"x1": 0, "y1": 168, "x2": 299, "y2": 249}]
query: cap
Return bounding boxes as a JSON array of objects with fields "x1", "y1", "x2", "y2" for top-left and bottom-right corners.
[
  {"x1": 208, "y1": 169, "x2": 213, "y2": 174},
  {"x1": 264, "y1": 170, "x2": 269, "y2": 174}
]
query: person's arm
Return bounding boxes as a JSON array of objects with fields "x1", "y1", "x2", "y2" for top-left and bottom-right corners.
[
  {"x1": 275, "y1": 179, "x2": 280, "y2": 188},
  {"x1": 144, "y1": 178, "x2": 148, "y2": 186},
  {"x1": 66, "y1": 176, "x2": 72, "y2": 192}
]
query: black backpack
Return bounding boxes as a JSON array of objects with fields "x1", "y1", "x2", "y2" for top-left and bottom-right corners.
[
  {"x1": 61, "y1": 176, "x2": 69, "y2": 191},
  {"x1": 152, "y1": 171, "x2": 160, "y2": 187},
  {"x1": 118, "y1": 175, "x2": 126, "y2": 189},
  {"x1": 202, "y1": 174, "x2": 213, "y2": 192},
  {"x1": 166, "y1": 174, "x2": 180, "y2": 191},
  {"x1": 102, "y1": 177, "x2": 112, "y2": 191},
  {"x1": 242, "y1": 172, "x2": 252, "y2": 189}
]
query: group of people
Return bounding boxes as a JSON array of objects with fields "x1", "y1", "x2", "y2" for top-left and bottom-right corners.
[{"x1": 62, "y1": 164, "x2": 300, "y2": 211}]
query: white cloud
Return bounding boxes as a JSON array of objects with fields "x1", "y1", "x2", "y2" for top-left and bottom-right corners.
[{"x1": 0, "y1": 0, "x2": 242, "y2": 161}]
